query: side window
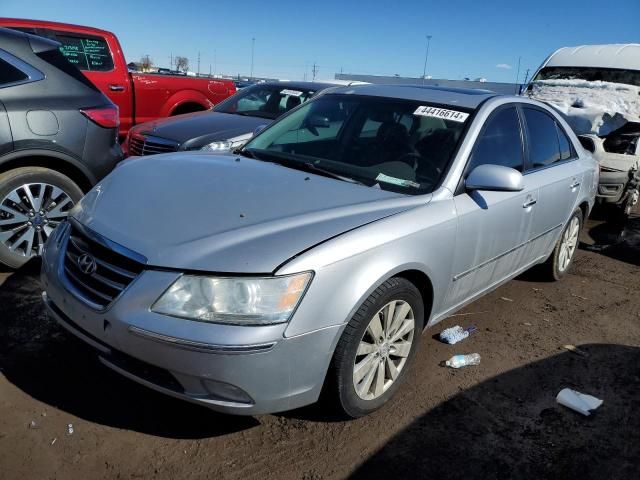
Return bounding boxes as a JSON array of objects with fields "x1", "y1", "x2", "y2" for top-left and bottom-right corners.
[
  {"x1": 468, "y1": 106, "x2": 524, "y2": 172},
  {"x1": 523, "y1": 108, "x2": 561, "y2": 169},
  {"x1": 0, "y1": 57, "x2": 28, "y2": 86},
  {"x1": 556, "y1": 123, "x2": 573, "y2": 160},
  {"x1": 56, "y1": 34, "x2": 114, "y2": 72}
]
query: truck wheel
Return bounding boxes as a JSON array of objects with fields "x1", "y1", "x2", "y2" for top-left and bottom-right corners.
[
  {"x1": 0, "y1": 167, "x2": 83, "y2": 268},
  {"x1": 328, "y1": 277, "x2": 424, "y2": 418},
  {"x1": 539, "y1": 208, "x2": 583, "y2": 281}
]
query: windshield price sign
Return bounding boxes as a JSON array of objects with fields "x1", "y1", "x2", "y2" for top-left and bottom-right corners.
[{"x1": 413, "y1": 106, "x2": 469, "y2": 122}]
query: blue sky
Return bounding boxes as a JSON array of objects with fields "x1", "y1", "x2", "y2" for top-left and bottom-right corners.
[{"x1": 3, "y1": 0, "x2": 639, "y2": 82}]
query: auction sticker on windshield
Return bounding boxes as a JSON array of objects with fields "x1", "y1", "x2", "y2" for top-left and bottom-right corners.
[
  {"x1": 281, "y1": 89, "x2": 304, "y2": 97},
  {"x1": 413, "y1": 106, "x2": 469, "y2": 123}
]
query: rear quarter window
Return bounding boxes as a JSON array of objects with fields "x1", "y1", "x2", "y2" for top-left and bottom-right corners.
[
  {"x1": 0, "y1": 57, "x2": 28, "y2": 86},
  {"x1": 36, "y1": 48, "x2": 100, "y2": 92}
]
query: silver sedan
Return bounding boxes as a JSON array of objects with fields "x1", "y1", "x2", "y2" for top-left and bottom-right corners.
[{"x1": 41, "y1": 85, "x2": 598, "y2": 417}]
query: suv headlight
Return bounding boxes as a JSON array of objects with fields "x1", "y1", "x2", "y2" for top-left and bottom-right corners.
[
  {"x1": 200, "y1": 133, "x2": 252, "y2": 152},
  {"x1": 151, "y1": 273, "x2": 312, "y2": 325}
]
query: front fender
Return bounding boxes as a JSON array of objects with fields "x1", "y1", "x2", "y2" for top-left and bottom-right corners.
[{"x1": 278, "y1": 199, "x2": 457, "y2": 337}]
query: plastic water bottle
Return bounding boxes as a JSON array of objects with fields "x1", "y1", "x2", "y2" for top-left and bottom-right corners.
[{"x1": 445, "y1": 353, "x2": 481, "y2": 369}]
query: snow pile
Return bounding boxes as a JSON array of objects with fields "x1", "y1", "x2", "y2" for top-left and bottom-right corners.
[{"x1": 528, "y1": 79, "x2": 640, "y2": 136}]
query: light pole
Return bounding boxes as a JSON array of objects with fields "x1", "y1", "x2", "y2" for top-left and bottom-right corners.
[
  {"x1": 250, "y1": 37, "x2": 255, "y2": 80},
  {"x1": 422, "y1": 35, "x2": 432, "y2": 84}
]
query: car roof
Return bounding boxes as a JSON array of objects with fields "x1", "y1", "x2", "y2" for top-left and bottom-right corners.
[
  {"x1": 0, "y1": 17, "x2": 114, "y2": 37},
  {"x1": 545, "y1": 44, "x2": 640, "y2": 71},
  {"x1": 253, "y1": 81, "x2": 343, "y2": 91},
  {"x1": 323, "y1": 84, "x2": 500, "y2": 109}
]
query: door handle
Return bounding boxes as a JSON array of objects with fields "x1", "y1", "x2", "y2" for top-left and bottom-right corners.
[
  {"x1": 523, "y1": 198, "x2": 537, "y2": 208},
  {"x1": 109, "y1": 84, "x2": 125, "y2": 92},
  {"x1": 569, "y1": 180, "x2": 581, "y2": 189}
]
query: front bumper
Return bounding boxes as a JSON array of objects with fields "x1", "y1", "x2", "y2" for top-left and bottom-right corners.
[{"x1": 41, "y1": 225, "x2": 341, "y2": 415}]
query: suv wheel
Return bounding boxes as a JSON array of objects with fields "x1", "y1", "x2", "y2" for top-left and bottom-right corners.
[
  {"x1": 0, "y1": 167, "x2": 83, "y2": 268},
  {"x1": 329, "y1": 277, "x2": 424, "y2": 418}
]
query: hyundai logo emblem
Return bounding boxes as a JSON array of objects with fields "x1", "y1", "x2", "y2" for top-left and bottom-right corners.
[{"x1": 77, "y1": 253, "x2": 97, "y2": 275}]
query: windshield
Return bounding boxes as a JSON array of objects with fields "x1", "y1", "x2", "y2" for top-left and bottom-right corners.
[
  {"x1": 214, "y1": 84, "x2": 317, "y2": 119},
  {"x1": 243, "y1": 94, "x2": 470, "y2": 195},
  {"x1": 532, "y1": 66, "x2": 640, "y2": 87}
]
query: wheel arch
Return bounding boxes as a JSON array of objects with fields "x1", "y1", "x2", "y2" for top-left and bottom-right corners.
[
  {"x1": 578, "y1": 200, "x2": 590, "y2": 223},
  {"x1": 394, "y1": 269, "x2": 435, "y2": 329},
  {"x1": 0, "y1": 150, "x2": 95, "y2": 192},
  {"x1": 162, "y1": 90, "x2": 212, "y2": 117}
]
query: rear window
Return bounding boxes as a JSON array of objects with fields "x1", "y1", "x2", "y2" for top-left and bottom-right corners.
[
  {"x1": 36, "y1": 49, "x2": 100, "y2": 92},
  {"x1": 57, "y1": 34, "x2": 114, "y2": 72},
  {"x1": 0, "y1": 57, "x2": 28, "y2": 86}
]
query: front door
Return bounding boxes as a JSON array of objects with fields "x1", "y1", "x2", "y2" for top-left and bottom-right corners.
[{"x1": 447, "y1": 105, "x2": 538, "y2": 308}]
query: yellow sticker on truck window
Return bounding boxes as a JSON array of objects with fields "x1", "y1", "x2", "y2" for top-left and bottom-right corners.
[{"x1": 413, "y1": 106, "x2": 469, "y2": 122}]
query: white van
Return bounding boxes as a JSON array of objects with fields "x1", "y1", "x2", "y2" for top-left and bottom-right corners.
[{"x1": 525, "y1": 44, "x2": 640, "y2": 222}]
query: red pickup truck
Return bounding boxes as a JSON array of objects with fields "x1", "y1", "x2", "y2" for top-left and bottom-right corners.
[{"x1": 0, "y1": 18, "x2": 236, "y2": 138}]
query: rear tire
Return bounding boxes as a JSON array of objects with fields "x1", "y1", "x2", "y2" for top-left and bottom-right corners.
[
  {"x1": 0, "y1": 167, "x2": 83, "y2": 269},
  {"x1": 328, "y1": 277, "x2": 424, "y2": 418},
  {"x1": 538, "y1": 208, "x2": 583, "y2": 281}
]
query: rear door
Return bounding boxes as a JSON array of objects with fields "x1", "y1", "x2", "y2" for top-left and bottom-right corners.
[
  {"x1": 519, "y1": 106, "x2": 583, "y2": 259},
  {"x1": 447, "y1": 105, "x2": 538, "y2": 308}
]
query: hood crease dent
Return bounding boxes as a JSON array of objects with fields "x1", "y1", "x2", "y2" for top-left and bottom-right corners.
[{"x1": 71, "y1": 154, "x2": 430, "y2": 273}]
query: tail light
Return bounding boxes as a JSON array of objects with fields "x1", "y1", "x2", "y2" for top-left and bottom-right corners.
[{"x1": 80, "y1": 105, "x2": 119, "y2": 129}]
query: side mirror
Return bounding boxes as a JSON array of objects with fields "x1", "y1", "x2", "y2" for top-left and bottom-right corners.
[
  {"x1": 303, "y1": 114, "x2": 330, "y2": 136},
  {"x1": 252, "y1": 124, "x2": 267, "y2": 137},
  {"x1": 306, "y1": 114, "x2": 330, "y2": 128},
  {"x1": 466, "y1": 164, "x2": 524, "y2": 192}
]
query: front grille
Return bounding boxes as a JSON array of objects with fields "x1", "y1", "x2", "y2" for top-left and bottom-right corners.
[
  {"x1": 63, "y1": 225, "x2": 145, "y2": 309},
  {"x1": 129, "y1": 134, "x2": 179, "y2": 156}
]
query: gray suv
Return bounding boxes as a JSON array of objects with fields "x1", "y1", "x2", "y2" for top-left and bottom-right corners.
[
  {"x1": 0, "y1": 28, "x2": 122, "y2": 268},
  {"x1": 41, "y1": 85, "x2": 597, "y2": 417}
]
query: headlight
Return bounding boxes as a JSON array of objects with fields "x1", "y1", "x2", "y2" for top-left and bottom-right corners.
[
  {"x1": 151, "y1": 273, "x2": 312, "y2": 325},
  {"x1": 200, "y1": 133, "x2": 252, "y2": 152}
]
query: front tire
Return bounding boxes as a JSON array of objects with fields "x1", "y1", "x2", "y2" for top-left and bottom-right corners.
[
  {"x1": 329, "y1": 277, "x2": 424, "y2": 418},
  {"x1": 0, "y1": 167, "x2": 83, "y2": 268},
  {"x1": 539, "y1": 208, "x2": 583, "y2": 281}
]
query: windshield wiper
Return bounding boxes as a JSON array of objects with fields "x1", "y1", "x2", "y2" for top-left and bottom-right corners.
[
  {"x1": 244, "y1": 149, "x2": 365, "y2": 185},
  {"x1": 300, "y1": 162, "x2": 365, "y2": 185},
  {"x1": 238, "y1": 148, "x2": 256, "y2": 159}
]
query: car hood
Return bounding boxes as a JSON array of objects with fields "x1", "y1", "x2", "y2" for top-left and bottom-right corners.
[
  {"x1": 71, "y1": 153, "x2": 430, "y2": 273},
  {"x1": 134, "y1": 111, "x2": 270, "y2": 148}
]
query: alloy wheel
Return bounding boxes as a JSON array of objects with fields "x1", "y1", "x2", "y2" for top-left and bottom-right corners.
[
  {"x1": 0, "y1": 183, "x2": 74, "y2": 259},
  {"x1": 558, "y1": 216, "x2": 580, "y2": 272},
  {"x1": 353, "y1": 300, "x2": 415, "y2": 400}
]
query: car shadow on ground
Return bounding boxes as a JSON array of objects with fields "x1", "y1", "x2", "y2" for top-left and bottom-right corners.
[
  {"x1": 351, "y1": 343, "x2": 640, "y2": 480},
  {"x1": 581, "y1": 211, "x2": 640, "y2": 267},
  {"x1": 0, "y1": 262, "x2": 259, "y2": 439}
]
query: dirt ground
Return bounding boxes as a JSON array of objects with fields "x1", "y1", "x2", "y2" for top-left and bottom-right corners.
[{"x1": 0, "y1": 210, "x2": 638, "y2": 480}]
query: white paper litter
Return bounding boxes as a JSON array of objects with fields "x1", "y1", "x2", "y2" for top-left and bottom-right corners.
[
  {"x1": 528, "y1": 79, "x2": 640, "y2": 136},
  {"x1": 556, "y1": 388, "x2": 603, "y2": 416}
]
